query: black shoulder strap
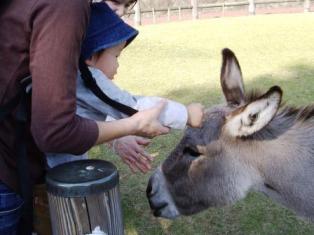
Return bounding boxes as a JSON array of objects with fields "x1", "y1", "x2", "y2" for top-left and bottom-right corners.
[
  {"x1": 0, "y1": 93, "x2": 20, "y2": 121},
  {"x1": 15, "y1": 77, "x2": 33, "y2": 235},
  {"x1": 79, "y1": 57, "x2": 138, "y2": 117}
]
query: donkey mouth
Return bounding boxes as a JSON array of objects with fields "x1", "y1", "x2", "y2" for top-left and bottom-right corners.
[
  {"x1": 148, "y1": 197, "x2": 179, "y2": 219},
  {"x1": 147, "y1": 183, "x2": 170, "y2": 217},
  {"x1": 146, "y1": 167, "x2": 180, "y2": 219},
  {"x1": 148, "y1": 200, "x2": 169, "y2": 217}
]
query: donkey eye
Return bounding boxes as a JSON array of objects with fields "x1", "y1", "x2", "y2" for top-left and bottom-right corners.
[
  {"x1": 249, "y1": 113, "x2": 258, "y2": 122},
  {"x1": 183, "y1": 147, "x2": 200, "y2": 157}
]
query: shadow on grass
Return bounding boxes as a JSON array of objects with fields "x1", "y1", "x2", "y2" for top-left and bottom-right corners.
[{"x1": 122, "y1": 62, "x2": 314, "y2": 235}]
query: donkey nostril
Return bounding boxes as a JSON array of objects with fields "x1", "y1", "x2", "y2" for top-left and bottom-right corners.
[
  {"x1": 153, "y1": 209, "x2": 162, "y2": 217},
  {"x1": 147, "y1": 169, "x2": 164, "y2": 198},
  {"x1": 146, "y1": 177, "x2": 154, "y2": 197},
  {"x1": 146, "y1": 183, "x2": 152, "y2": 197}
]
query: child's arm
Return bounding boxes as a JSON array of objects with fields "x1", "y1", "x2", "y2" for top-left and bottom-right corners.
[
  {"x1": 135, "y1": 97, "x2": 187, "y2": 129},
  {"x1": 135, "y1": 97, "x2": 204, "y2": 129},
  {"x1": 77, "y1": 68, "x2": 203, "y2": 129}
]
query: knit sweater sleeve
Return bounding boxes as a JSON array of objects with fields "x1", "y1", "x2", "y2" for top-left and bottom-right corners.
[{"x1": 29, "y1": 0, "x2": 98, "y2": 154}]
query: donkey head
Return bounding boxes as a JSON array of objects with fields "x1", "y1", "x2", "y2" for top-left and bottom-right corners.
[{"x1": 146, "y1": 48, "x2": 282, "y2": 219}]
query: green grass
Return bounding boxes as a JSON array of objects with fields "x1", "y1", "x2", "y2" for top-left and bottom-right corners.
[{"x1": 89, "y1": 13, "x2": 314, "y2": 234}]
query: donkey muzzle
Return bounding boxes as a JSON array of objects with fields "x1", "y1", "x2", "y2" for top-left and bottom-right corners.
[{"x1": 146, "y1": 167, "x2": 180, "y2": 219}]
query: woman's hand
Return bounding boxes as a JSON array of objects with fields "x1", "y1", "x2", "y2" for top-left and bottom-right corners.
[
  {"x1": 130, "y1": 100, "x2": 170, "y2": 138},
  {"x1": 96, "y1": 100, "x2": 170, "y2": 144},
  {"x1": 112, "y1": 136, "x2": 153, "y2": 173}
]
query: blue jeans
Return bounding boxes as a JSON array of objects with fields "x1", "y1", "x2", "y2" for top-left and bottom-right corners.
[{"x1": 0, "y1": 182, "x2": 23, "y2": 235}]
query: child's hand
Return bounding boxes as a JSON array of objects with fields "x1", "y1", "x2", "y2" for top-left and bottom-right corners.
[
  {"x1": 187, "y1": 103, "x2": 204, "y2": 128},
  {"x1": 112, "y1": 136, "x2": 153, "y2": 173}
]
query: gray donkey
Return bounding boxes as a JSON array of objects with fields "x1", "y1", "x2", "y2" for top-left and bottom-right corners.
[{"x1": 147, "y1": 48, "x2": 314, "y2": 222}]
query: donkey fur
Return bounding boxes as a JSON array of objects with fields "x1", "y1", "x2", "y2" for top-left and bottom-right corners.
[{"x1": 147, "y1": 48, "x2": 314, "y2": 222}]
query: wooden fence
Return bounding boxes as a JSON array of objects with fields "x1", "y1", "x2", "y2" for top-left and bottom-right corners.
[{"x1": 129, "y1": 0, "x2": 312, "y2": 25}]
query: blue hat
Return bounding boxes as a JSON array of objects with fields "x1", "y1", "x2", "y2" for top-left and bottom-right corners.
[{"x1": 81, "y1": 3, "x2": 139, "y2": 60}]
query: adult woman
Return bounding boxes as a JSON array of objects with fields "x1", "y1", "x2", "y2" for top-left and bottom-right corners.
[{"x1": 0, "y1": 0, "x2": 169, "y2": 233}]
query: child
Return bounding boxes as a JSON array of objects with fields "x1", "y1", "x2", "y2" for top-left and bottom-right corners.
[{"x1": 46, "y1": 3, "x2": 204, "y2": 172}]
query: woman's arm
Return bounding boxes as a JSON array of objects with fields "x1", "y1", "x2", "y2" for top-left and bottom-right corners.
[
  {"x1": 30, "y1": 0, "x2": 98, "y2": 154},
  {"x1": 95, "y1": 101, "x2": 170, "y2": 144}
]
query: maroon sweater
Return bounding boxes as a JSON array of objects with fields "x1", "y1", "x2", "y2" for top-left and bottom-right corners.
[{"x1": 0, "y1": 0, "x2": 98, "y2": 191}]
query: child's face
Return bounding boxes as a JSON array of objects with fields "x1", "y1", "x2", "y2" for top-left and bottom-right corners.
[
  {"x1": 105, "y1": 1, "x2": 127, "y2": 16},
  {"x1": 90, "y1": 42, "x2": 126, "y2": 80}
]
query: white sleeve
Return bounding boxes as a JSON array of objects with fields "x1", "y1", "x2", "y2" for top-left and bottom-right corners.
[{"x1": 135, "y1": 97, "x2": 188, "y2": 130}]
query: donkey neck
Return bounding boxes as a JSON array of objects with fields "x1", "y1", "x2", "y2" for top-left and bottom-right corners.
[
  {"x1": 232, "y1": 120, "x2": 314, "y2": 220},
  {"x1": 237, "y1": 123, "x2": 314, "y2": 183}
]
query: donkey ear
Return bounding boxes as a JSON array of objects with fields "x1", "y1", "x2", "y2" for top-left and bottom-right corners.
[
  {"x1": 220, "y1": 48, "x2": 245, "y2": 106},
  {"x1": 224, "y1": 86, "x2": 282, "y2": 137}
]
